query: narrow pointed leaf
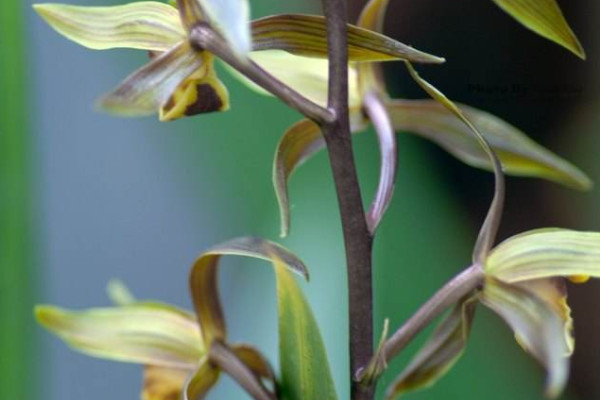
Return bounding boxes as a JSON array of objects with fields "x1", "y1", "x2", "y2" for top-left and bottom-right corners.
[
  {"x1": 273, "y1": 119, "x2": 324, "y2": 237},
  {"x1": 35, "y1": 303, "x2": 204, "y2": 368},
  {"x1": 364, "y1": 92, "x2": 397, "y2": 233},
  {"x1": 388, "y1": 99, "x2": 591, "y2": 190},
  {"x1": 251, "y1": 14, "x2": 444, "y2": 64},
  {"x1": 33, "y1": 2, "x2": 184, "y2": 52},
  {"x1": 481, "y1": 278, "x2": 569, "y2": 398},
  {"x1": 357, "y1": 318, "x2": 389, "y2": 385},
  {"x1": 98, "y1": 42, "x2": 204, "y2": 117},
  {"x1": 405, "y1": 63, "x2": 505, "y2": 263},
  {"x1": 486, "y1": 229, "x2": 600, "y2": 282},
  {"x1": 356, "y1": 0, "x2": 390, "y2": 94},
  {"x1": 491, "y1": 0, "x2": 585, "y2": 58},
  {"x1": 274, "y1": 257, "x2": 338, "y2": 400},
  {"x1": 385, "y1": 297, "x2": 476, "y2": 399},
  {"x1": 189, "y1": 237, "x2": 308, "y2": 347},
  {"x1": 183, "y1": 356, "x2": 220, "y2": 400},
  {"x1": 143, "y1": 366, "x2": 191, "y2": 400}
]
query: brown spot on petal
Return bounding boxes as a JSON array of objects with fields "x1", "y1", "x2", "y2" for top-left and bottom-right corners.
[{"x1": 185, "y1": 83, "x2": 223, "y2": 116}]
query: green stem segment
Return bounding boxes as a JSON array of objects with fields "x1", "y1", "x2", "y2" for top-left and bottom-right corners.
[{"x1": 319, "y1": 1, "x2": 375, "y2": 400}]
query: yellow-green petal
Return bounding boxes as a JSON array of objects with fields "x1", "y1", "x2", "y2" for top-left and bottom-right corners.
[
  {"x1": 486, "y1": 228, "x2": 600, "y2": 282},
  {"x1": 274, "y1": 257, "x2": 338, "y2": 400},
  {"x1": 491, "y1": 0, "x2": 585, "y2": 59},
  {"x1": 35, "y1": 303, "x2": 204, "y2": 368},
  {"x1": 189, "y1": 237, "x2": 308, "y2": 347},
  {"x1": 387, "y1": 99, "x2": 592, "y2": 190},
  {"x1": 98, "y1": 41, "x2": 204, "y2": 118},
  {"x1": 356, "y1": 0, "x2": 389, "y2": 95},
  {"x1": 385, "y1": 297, "x2": 476, "y2": 399},
  {"x1": 183, "y1": 356, "x2": 220, "y2": 400},
  {"x1": 33, "y1": 2, "x2": 184, "y2": 52},
  {"x1": 251, "y1": 14, "x2": 444, "y2": 64},
  {"x1": 142, "y1": 366, "x2": 191, "y2": 400},
  {"x1": 481, "y1": 278, "x2": 569, "y2": 398},
  {"x1": 228, "y1": 50, "x2": 362, "y2": 110}
]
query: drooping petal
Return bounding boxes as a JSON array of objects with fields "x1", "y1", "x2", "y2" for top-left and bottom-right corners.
[
  {"x1": 274, "y1": 257, "x2": 338, "y2": 400},
  {"x1": 177, "y1": 0, "x2": 251, "y2": 58},
  {"x1": 404, "y1": 63, "x2": 505, "y2": 263},
  {"x1": 189, "y1": 237, "x2": 308, "y2": 347},
  {"x1": 485, "y1": 229, "x2": 600, "y2": 283},
  {"x1": 273, "y1": 119, "x2": 325, "y2": 237},
  {"x1": 481, "y1": 278, "x2": 569, "y2": 398},
  {"x1": 364, "y1": 92, "x2": 397, "y2": 234},
  {"x1": 33, "y1": 2, "x2": 184, "y2": 52},
  {"x1": 387, "y1": 99, "x2": 592, "y2": 190},
  {"x1": 159, "y1": 54, "x2": 229, "y2": 121},
  {"x1": 490, "y1": 0, "x2": 585, "y2": 59},
  {"x1": 142, "y1": 366, "x2": 191, "y2": 400},
  {"x1": 35, "y1": 303, "x2": 204, "y2": 368},
  {"x1": 251, "y1": 14, "x2": 444, "y2": 64},
  {"x1": 513, "y1": 278, "x2": 574, "y2": 355},
  {"x1": 183, "y1": 356, "x2": 220, "y2": 400},
  {"x1": 98, "y1": 41, "x2": 205, "y2": 118},
  {"x1": 385, "y1": 297, "x2": 477, "y2": 400},
  {"x1": 227, "y1": 50, "x2": 362, "y2": 109}
]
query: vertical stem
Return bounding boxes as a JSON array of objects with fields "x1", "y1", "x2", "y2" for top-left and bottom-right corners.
[{"x1": 320, "y1": 1, "x2": 374, "y2": 399}]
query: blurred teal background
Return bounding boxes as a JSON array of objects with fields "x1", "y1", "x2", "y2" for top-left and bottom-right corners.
[{"x1": 1, "y1": 0, "x2": 599, "y2": 399}]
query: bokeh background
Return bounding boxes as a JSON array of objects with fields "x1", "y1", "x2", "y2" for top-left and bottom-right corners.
[{"x1": 2, "y1": 0, "x2": 599, "y2": 399}]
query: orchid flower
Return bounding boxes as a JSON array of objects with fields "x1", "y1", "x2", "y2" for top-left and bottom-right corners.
[
  {"x1": 264, "y1": 0, "x2": 591, "y2": 237},
  {"x1": 36, "y1": 238, "x2": 338, "y2": 400},
  {"x1": 34, "y1": 0, "x2": 443, "y2": 121},
  {"x1": 385, "y1": 228, "x2": 600, "y2": 399}
]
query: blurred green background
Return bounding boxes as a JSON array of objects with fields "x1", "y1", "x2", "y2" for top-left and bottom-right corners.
[{"x1": 1, "y1": 0, "x2": 599, "y2": 399}]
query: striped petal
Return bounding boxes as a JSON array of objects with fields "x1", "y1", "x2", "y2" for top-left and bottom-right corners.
[
  {"x1": 33, "y1": 2, "x2": 184, "y2": 52},
  {"x1": 387, "y1": 99, "x2": 591, "y2": 191},
  {"x1": 481, "y1": 278, "x2": 569, "y2": 398},
  {"x1": 485, "y1": 229, "x2": 600, "y2": 282},
  {"x1": 251, "y1": 14, "x2": 444, "y2": 64},
  {"x1": 356, "y1": 0, "x2": 390, "y2": 95},
  {"x1": 35, "y1": 303, "x2": 204, "y2": 368},
  {"x1": 98, "y1": 42, "x2": 205, "y2": 118},
  {"x1": 491, "y1": 0, "x2": 585, "y2": 58}
]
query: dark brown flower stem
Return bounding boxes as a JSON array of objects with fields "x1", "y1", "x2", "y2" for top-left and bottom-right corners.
[
  {"x1": 189, "y1": 25, "x2": 334, "y2": 124},
  {"x1": 382, "y1": 264, "x2": 484, "y2": 362},
  {"x1": 320, "y1": 1, "x2": 374, "y2": 400}
]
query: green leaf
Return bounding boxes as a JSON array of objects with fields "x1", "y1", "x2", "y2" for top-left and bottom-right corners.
[
  {"x1": 33, "y1": 2, "x2": 184, "y2": 52},
  {"x1": 98, "y1": 42, "x2": 204, "y2": 118},
  {"x1": 385, "y1": 297, "x2": 476, "y2": 399},
  {"x1": 274, "y1": 257, "x2": 338, "y2": 400},
  {"x1": 486, "y1": 228, "x2": 600, "y2": 282},
  {"x1": 481, "y1": 278, "x2": 569, "y2": 398},
  {"x1": 189, "y1": 237, "x2": 308, "y2": 347},
  {"x1": 35, "y1": 303, "x2": 204, "y2": 368},
  {"x1": 251, "y1": 14, "x2": 444, "y2": 64},
  {"x1": 491, "y1": 0, "x2": 585, "y2": 59},
  {"x1": 387, "y1": 99, "x2": 592, "y2": 190}
]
